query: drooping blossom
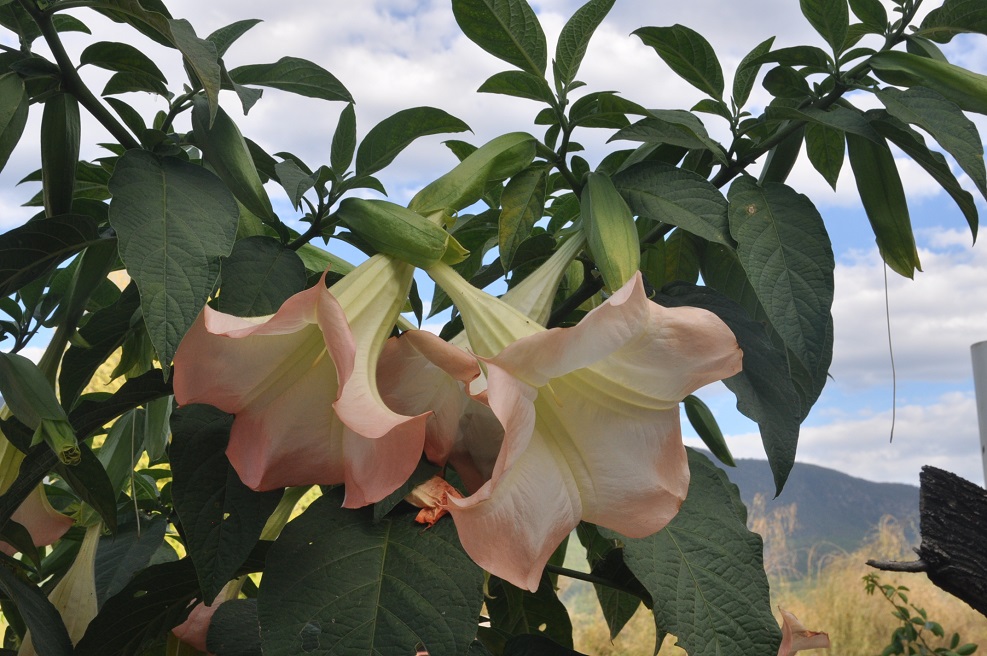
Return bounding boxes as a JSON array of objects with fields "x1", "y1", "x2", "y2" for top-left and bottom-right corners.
[
  {"x1": 0, "y1": 423, "x2": 72, "y2": 556},
  {"x1": 18, "y1": 522, "x2": 100, "y2": 654},
  {"x1": 173, "y1": 255, "x2": 427, "y2": 508},
  {"x1": 777, "y1": 607, "x2": 831, "y2": 655},
  {"x1": 421, "y1": 262, "x2": 742, "y2": 591}
]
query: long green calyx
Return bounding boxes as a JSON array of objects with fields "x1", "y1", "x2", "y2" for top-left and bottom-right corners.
[
  {"x1": 0, "y1": 353, "x2": 80, "y2": 465},
  {"x1": 581, "y1": 172, "x2": 640, "y2": 293},
  {"x1": 337, "y1": 198, "x2": 469, "y2": 268},
  {"x1": 409, "y1": 132, "x2": 537, "y2": 216}
]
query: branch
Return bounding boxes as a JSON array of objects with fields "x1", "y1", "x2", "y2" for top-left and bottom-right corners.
[
  {"x1": 867, "y1": 558, "x2": 929, "y2": 573},
  {"x1": 19, "y1": 0, "x2": 140, "y2": 150}
]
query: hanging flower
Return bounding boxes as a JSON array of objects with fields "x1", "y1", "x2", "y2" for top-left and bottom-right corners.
[
  {"x1": 422, "y1": 262, "x2": 742, "y2": 591},
  {"x1": 777, "y1": 607, "x2": 831, "y2": 655},
  {"x1": 173, "y1": 255, "x2": 427, "y2": 508}
]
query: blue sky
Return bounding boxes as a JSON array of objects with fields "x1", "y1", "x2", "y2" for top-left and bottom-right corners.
[{"x1": 2, "y1": 0, "x2": 986, "y2": 488}]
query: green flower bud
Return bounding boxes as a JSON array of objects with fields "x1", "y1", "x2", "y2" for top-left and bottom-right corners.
[
  {"x1": 581, "y1": 172, "x2": 640, "y2": 293},
  {"x1": 409, "y1": 132, "x2": 537, "y2": 215},
  {"x1": 338, "y1": 198, "x2": 469, "y2": 269}
]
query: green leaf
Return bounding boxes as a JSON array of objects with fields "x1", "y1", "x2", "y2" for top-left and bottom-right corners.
[
  {"x1": 104, "y1": 97, "x2": 147, "y2": 136},
  {"x1": 192, "y1": 94, "x2": 277, "y2": 225},
  {"x1": 919, "y1": 0, "x2": 987, "y2": 42},
  {"x1": 633, "y1": 25, "x2": 724, "y2": 99},
  {"x1": 868, "y1": 51, "x2": 987, "y2": 115},
  {"x1": 869, "y1": 110, "x2": 978, "y2": 240},
  {"x1": 503, "y1": 635, "x2": 587, "y2": 656},
  {"x1": 97, "y1": 409, "x2": 146, "y2": 496},
  {"x1": 613, "y1": 110, "x2": 727, "y2": 163},
  {"x1": 274, "y1": 159, "x2": 315, "y2": 210},
  {"x1": 599, "y1": 450, "x2": 779, "y2": 656},
  {"x1": 207, "y1": 18, "x2": 262, "y2": 58},
  {"x1": 55, "y1": 442, "x2": 119, "y2": 532},
  {"x1": 800, "y1": 0, "x2": 849, "y2": 52},
  {"x1": 76, "y1": 544, "x2": 268, "y2": 655},
  {"x1": 171, "y1": 404, "x2": 283, "y2": 604},
  {"x1": 258, "y1": 489, "x2": 484, "y2": 656},
  {"x1": 500, "y1": 166, "x2": 547, "y2": 267},
  {"x1": 79, "y1": 41, "x2": 168, "y2": 96},
  {"x1": 330, "y1": 102, "x2": 356, "y2": 173},
  {"x1": 0, "y1": 215, "x2": 101, "y2": 298},
  {"x1": 142, "y1": 394, "x2": 171, "y2": 462},
  {"x1": 804, "y1": 121, "x2": 845, "y2": 190},
  {"x1": 612, "y1": 161, "x2": 730, "y2": 245},
  {"x1": 874, "y1": 86, "x2": 987, "y2": 202},
  {"x1": 684, "y1": 394, "x2": 734, "y2": 466},
  {"x1": 107, "y1": 150, "x2": 238, "y2": 368},
  {"x1": 640, "y1": 229, "x2": 701, "y2": 287},
  {"x1": 207, "y1": 599, "x2": 262, "y2": 655},
  {"x1": 478, "y1": 70, "x2": 555, "y2": 104},
  {"x1": 849, "y1": 0, "x2": 887, "y2": 31},
  {"x1": 452, "y1": 0, "x2": 547, "y2": 76},
  {"x1": 0, "y1": 3, "x2": 41, "y2": 44},
  {"x1": 68, "y1": 370, "x2": 172, "y2": 440},
  {"x1": 569, "y1": 92, "x2": 647, "y2": 129},
  {"x1": 0, "y1": 566, "x2": 73, "y2": 656},
  {"x1": 751, "y1": 45, "x2": 832, "y2": 68},
  {"x1": 94, "y1": 515, "x2": 168, "y2": 607},
  {"x1": 356, "y1": 106, "x2": 470, "y2": 176},
  {"x1": 763, "y1": 65, "x2": 811, "y2": 99},
  {"x1": 169, "y1": 18, "x2": 221, "y2": 123},
  {"x1": 0, "y1": 72, "x2": 28, "y2": 172},
  {"x1": 486, "y1": 574, "x2": 574, "y2": 649},
  {"x1": 845, "y1": 133, "x2": 921, "y2": 278},
  {"x1": 230, "y1": 56, "x2": 352, "y2": 102},
  {"x1": 554, "y1": 0, "x2": 616, "y2": 88},
  {"x1": 0, "y1": 352, "x2": 69, "y2": 427},
  {"x1": 733, "y1": 37, "x2": 775, "y2": 107},
  {"x1": 51, "y1": 13, "x2": 92, "y2": 35},
  {"x1": 727, "y1": 176, "x2": 835, "y2": 386},
  {"x1": 40, "y1": 93, "x2": 81, "y2": 218},
  {"x1": 217, "y1": 236, "x2": 307, "y2": 317}
]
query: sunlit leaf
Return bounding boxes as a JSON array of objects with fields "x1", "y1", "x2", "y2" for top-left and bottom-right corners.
[
  {"x1": 634, "y1": 25, "x2": 724, "y2": 99},
  {"x1": 356, "y1": 106, "x2": 470, "y2": 176}
]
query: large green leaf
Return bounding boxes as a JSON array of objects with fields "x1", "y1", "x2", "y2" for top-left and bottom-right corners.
[
  {"x1": 0, "y1": 566, "x2": 72, "y2": 656},
  {"x1": 727, "y1": 176, "x2": 835, "y2": 381},
  {"x1": 633, "y1": 25, "x2": 724, "y2": 99},
  {"x1": 845, "y1": 133, "x2": 921, "y2": 278},
  {"x1": 799, "y1": 0, "x2": 849, "y2": 52},
  {"x1": 452, "y1": 0, "x2": 547, "y2": 76},
  {"x1": 230, "y1": 56, "x2": 352, "y2": 102},
  {"x1": 849, "y1": 0, "x2": 887, "y2": 31},
  {"x1": 0, "y1": 214, "x2": 102, "y2": 298},
  {"x1": 206, "y1": 18, "x2": 262, "y2": 58},
  {"x1": 217, "y1": 236, "x2": 306, "y2": 317},
  {"x1": 554, "y1": 0, "x2": 616, "y2": 88},
  {"x1": 874, "y1": 86, "x2": 987, "y2": 202},
  {"x1": 330, "y1": 103, "x2": 357, "y2": 173},
  {"x1": 0, "y1": 72, "x2": 28, "y2": 172},
  {"x1": 94, "y1": 514, "x2": 168, "y2": 607},
  {"x1": 640, "y1": 229, "x2": 701, "y2": 287},
  {"x1": 478, "y1": 70, "x2": 555, "y2": 104},
  {"x1": 107, "y1": 150, "x2": 238, "y2": 368},
  {"x1": 868, "y1": 51, "x2": 987, "y2": 115},
  {"x1": 258, "y1": 490, "x2": 484, "y2": 656},
  {"x1": 486, "y1": 575, "x2": 574, "y2": 650},
  {"x1": 919, "y1": 0, "x2": 987, "y2": 42},
  {"x1": 192, "y1": 95, "x2": 277, "y2": 225},
  {"x1": 612, "y1": 161, "x2": 730, "y2": 245},
  {"x1": 79, "y1": 41, "x2": 168, "y2": 96},
  {"x1": 613, "y1": 110, "x2": 727, "y2": 163},
  {"x1": 168, "y1": 18, "x2": 222, "y2": 122},
  {"x1": 576, "y1": 523, "x2": 650, "y2": 641},
  {"x1": 356, "y1": 107, "x2": 470, "y2": 176},
  {"x1": 499, "y1": 166, "x2": 547, "y2": 267},
  {"x1": 171, "y1": 405, "x2": 283, "y2": 604},
  {"x1": 869, "y1": 110, "x2": 978, "y2": 240},
  {"x1": 600, "y1": 450, "x2": 779, "y2": 656}
]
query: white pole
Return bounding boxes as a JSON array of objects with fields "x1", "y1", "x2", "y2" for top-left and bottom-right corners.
[{"x1": 970, "y1": 341, "x2": 987, "y2": 487}]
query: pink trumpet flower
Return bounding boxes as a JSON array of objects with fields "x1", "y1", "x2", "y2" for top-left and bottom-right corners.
[
  {"x1": 419, "y1": 263, "x2": 742, "y2": 591},
  {"x1": 777, "y1": 607, "x2": 831, "y2": 655},
  {"x1": 173, "y1": 255, "x2": 427, "y2": 508}
]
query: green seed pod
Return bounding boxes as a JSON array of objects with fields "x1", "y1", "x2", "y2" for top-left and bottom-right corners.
[
  {"x1": 409, "y1": 132, "x2": 537, "y2": 215},
  {"x1": 41, "y1": 93, "x2": 81, "y2": 218},
  {"x1": 581, "y1": 172, "x2": 640, "y2": 293},
  {"x1": 338, "y1": 198, "x2": 468, "y2": 269}
]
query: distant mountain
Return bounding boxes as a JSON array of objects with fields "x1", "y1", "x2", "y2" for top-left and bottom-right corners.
[{"x1": 712, "y1": 454, "x2": 920, "y2": 555}]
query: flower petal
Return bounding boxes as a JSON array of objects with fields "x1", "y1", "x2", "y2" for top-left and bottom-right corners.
[
  {"x1": 778, "y1": 607, "x2": 831, "y2": 655},
  {"x1": 1, "y1": 485, "x2": 73, "y2": 556}
]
